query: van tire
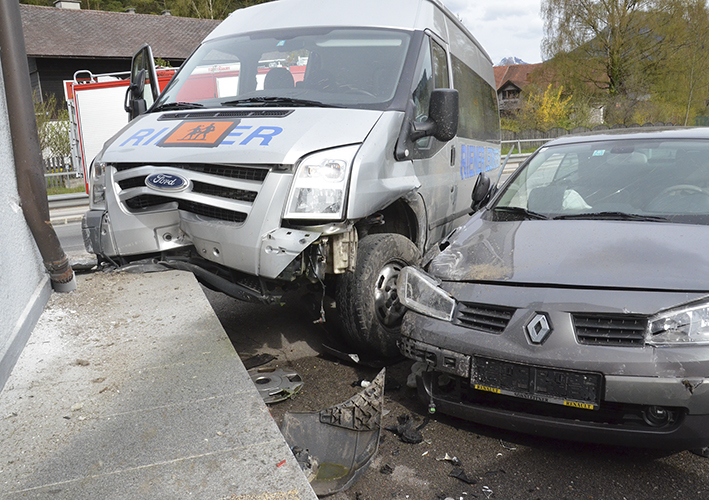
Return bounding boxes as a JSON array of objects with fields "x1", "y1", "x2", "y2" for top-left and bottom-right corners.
[{"x1": 336, "y1": 233, "x2": 420, "y2": 359}]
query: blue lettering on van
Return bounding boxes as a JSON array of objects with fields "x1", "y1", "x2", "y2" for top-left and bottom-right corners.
[
  {"x1": 120, "y1": 129, "x2": 156, "y2": 147},
  {"x1": 118, "y1": 125, "x2": 283, "y2": 148},
  {"x1": 143, "y1": 127, "x2": 170, "y2": 146},
  {"x1": 240, "y1": 126, "x2": 283, "y2": 146},
  {"x1": 460, "y1": 145, "x2": 500, "y2": 180},
  {"x1": 220, "y1": 126, "x2": 255, "y2": 145}
]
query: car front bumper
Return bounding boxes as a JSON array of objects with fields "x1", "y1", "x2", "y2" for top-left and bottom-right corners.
[{"x1": 400, "y1": 284, "x2": 709, "y2": 451}]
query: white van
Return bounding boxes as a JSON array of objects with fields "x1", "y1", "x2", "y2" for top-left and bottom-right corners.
[{"x1": 83, "y1": 0, "x2": 501, "y2": 358}]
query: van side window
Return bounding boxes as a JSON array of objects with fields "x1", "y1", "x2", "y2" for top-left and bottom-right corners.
[{"x1": 452, "y1": 54, "x2": 500, "y2": 142}]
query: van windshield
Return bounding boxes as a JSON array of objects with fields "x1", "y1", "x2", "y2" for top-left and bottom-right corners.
[{"x1": 155, "y1": 28, "x2": 412, "y2": 110}]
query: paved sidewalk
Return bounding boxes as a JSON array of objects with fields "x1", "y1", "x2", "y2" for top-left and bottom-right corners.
[{"x1": 0, "y1": 270, "x2": 317, "y2": 500}]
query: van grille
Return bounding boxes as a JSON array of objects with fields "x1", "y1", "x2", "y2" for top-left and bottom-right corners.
[
  {"x1": 124, "y1": 195, "x2": 247, "y2": 223},
  {"x1": 572, "y1": 314, "x2": 647, "y2": 346},
  {"x1": 112, "y1": 162, "x2": 269, "y2": 224},
  {"x1": 453, "y1": 302, "x2": 516, "y2": 334}
]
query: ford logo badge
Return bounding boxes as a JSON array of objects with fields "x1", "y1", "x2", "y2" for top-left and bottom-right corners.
[{"x1": 145, "y1": 173, "x2": 190, "y2": 192}]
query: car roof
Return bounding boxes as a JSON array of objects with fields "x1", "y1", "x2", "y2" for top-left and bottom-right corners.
[{"x1": 544, "y1": 127, "x2": 709, "y2": 147}]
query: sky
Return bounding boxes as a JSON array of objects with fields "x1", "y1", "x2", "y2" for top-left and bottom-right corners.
[{"x1": 444, "y1": 0, "x2": 545, "y2": 65}]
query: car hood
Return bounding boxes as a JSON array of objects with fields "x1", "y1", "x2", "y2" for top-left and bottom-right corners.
[
  {"x1": 98, "y1": 107, "x2": 385, "y2": 165},
  {"x1": 429, "y1": 214, "x2": 709, "y2": 292}
]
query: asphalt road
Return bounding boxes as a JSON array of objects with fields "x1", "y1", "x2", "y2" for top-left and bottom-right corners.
[{"x1": 54, "y1": 216, "x2": 709, "y2": 500}]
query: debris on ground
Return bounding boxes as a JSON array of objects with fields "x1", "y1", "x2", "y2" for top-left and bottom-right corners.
[
  {"x1": 291, "y1": 446, "x2": 318, "y2": 482},
  {"x1": 281, "y1": 369, "x2": 385, "y2": 496},
  {"x1": 379, "y1": 464, "x2": 394, "y2": 475},
  {"x1": 499, "y1": 439, "x2": 517, "y2": 451},
  {"x1": 449, "y1": 467, "x2": 477, "y2": 485},
  {"x1": 385, "y1": 414, "x2": 429, "y2": 444},
  {"x1": 436, "y1": 453, "x2": 462, "y2": 467},
  {"x1": 407, "y1": 361, "x2": 427, "y2": 388},
  {"x1": 482, "y1": 485, "x2": 493, "y2": 498},
  {"x1": 249, "y1": 367, "x2": 304, "y2": 404},
  {"x1": 242, "y1": 353, "x2": 277, "y2": 370},
  {"x1": 352, "y1": 379, "x2": 372, "y2": 388}
]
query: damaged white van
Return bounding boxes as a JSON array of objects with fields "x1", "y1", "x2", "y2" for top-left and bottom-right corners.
[{"x1": 82, "y1": 0, "x2": 501, "y2": 358}]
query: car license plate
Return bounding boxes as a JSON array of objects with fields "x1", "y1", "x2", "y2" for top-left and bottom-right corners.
[{"x1": 471, "y1": 356, "x2": 602, "y2": 410}]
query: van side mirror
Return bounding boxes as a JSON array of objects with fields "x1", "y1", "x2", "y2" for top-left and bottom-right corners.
[
  {"x1": 124, "y1": 44, "x2": 159, "y2": 121},
  {"x1": 411, "y1": 89, "x2": 459, "y2": 142},
  {"x1": 470, "y1": 173, "x2": 493, "y2": 213},
  {"x1": 124, "y1": 69, "x2": 147, "y2": 118}
]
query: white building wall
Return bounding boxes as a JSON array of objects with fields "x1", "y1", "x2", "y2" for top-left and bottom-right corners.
[{"x1": 0, "y1": 60, "x2": 51, "y2": 391}]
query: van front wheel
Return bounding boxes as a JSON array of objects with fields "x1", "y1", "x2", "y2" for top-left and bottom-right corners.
[{"x1": 336, "y1": 234, "x2": 420, "y2": 359}]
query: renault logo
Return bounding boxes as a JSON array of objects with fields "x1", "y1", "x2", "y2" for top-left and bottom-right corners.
[{"x1": 526, "y1": 313, "x2": 552, "y2": 344}]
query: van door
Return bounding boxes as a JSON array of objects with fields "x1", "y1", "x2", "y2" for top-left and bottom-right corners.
[{"x1": 409, "y1": 34, "x2": 456, "y2": 247}]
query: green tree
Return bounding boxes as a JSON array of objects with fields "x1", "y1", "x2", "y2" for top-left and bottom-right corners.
[
  {"x1": 515, "y1": 84, "x2": 574, "y2": 131},
  {"x1": 34, "y1": 93, "x2": 70, "y2": 159}
]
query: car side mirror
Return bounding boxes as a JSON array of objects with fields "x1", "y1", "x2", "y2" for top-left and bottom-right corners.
[
  {"x1": 470, "y1": 173, "x2": 493, "y2": 213},
  {"x1": 411, "y1": 88, "x2": 459, "y2": 142}
]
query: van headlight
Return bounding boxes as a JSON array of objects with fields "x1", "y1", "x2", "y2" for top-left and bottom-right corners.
[
  {"x1": 399, "y1": 266, "x2": 456, "y2": 322},
  {"x1": 647, "y1": 300, "x2": 709, "y2": 345},
  {"x1": 89, "y1": 160, "x2": 106, "y2": 210},
  {"x1": 284, "y1": 145, "x2": 358, "y2": 220}
]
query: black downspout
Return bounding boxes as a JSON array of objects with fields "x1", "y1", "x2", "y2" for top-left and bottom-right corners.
[{"x1": 0, "y1": 1, "x2": 75, "y2": 292}]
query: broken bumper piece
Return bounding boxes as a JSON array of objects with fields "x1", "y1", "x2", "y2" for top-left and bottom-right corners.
[{"x1": 281, "y1": 368, "x2": 385, "y2": 496}]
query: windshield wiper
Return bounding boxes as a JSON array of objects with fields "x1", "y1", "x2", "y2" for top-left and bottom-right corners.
[
  {"x1": 153, "y1": 102, "x2": 204, "y2": 111},
  {"x1": 554, "y1": 211, "x2": 668, "y2": 221},
  {"x1": 492, "y1": 206, "x2": 550, "y2": 220},
  {"x1": 221, "y1": 96, "x2": 338, "y2": 108}
]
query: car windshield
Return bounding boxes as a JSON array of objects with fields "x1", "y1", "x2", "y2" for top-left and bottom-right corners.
[
  {"x1": 492, "y1": 138, "x2": 709, "y2": 224},
  {"x1": 154, "y1": 28, "x2": 411, "y2": 110}
]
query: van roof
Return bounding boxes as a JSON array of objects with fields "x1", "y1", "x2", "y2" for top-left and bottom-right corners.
[{"x1": 205, "y1": 0, "x2": 485, "y2": 57}]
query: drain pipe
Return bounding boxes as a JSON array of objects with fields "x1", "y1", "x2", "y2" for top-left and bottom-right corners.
[{"x1": 0, "y1": 2, "x2": 75, "y2": 292}]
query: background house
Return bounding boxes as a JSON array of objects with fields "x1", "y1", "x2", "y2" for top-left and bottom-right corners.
[
  {"x1": 21, "y1": 1, "x2": 220, "y2": 103},
  {"x1": 494, "y1": 62, "x2": 544, "y2": 116}
]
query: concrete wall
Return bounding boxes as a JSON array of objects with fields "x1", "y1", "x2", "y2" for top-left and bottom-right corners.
[{"x1": 0, "y1": 60, "x2": 51, "y2": 391}]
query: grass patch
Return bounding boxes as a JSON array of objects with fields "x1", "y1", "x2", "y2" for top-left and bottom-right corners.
[{"x1": 47, "y1": 185, "x2": 86, "y2": 196}]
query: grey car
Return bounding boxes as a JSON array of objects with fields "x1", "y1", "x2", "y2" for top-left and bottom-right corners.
[{"x1": 398, "y1": 127, "x2": 709, "y2": 451}]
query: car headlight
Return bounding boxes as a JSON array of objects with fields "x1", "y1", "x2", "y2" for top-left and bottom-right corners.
[
  {"x1": 647, "y1": 300, "x2": 709, "y2": 345},
  {"x1": 284, "y1": 145, "x2": 358, "y2": 220},
  {"x1": 399, "y1": 266, "x2": 456, "y2": 321},
  {"x1": 89, "y1": 160, "x2": 106, "y2": 210}
]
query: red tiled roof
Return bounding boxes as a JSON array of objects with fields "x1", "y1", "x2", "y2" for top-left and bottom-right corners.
[
  {"x1": 21, "y1": 4, "x2": 221, "y2": 60},
  {"x1": 494, "y1": 63, "x2": 545, "y2": 91}
]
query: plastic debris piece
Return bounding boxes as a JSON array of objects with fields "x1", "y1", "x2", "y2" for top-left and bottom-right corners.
[
  {"x1": 249, "y1": 367, "x2": 304, "y2": 404},
  {"x1": 422, "y1": 450, "x2": 429, "y2": 457},
  {"x1": 385, "y1": 414, "x2": 429, "y2": 444},
  {"x1": 243, "y1": 353, "x2": 277, "y2": 370},
  {"x1": 482, "y1": 486, "x2": 493, "y2": 499},
  {"x1": 276, "y1": 459, "x2": 286, "y2": 468},
  {"x1": 281, "y1": 368, "x2": 385, "y2": 496},
  {"x1": 499, "y1": 439, "x2": 517, "y2": 451},
  {"x1": 436, "y1": 453, "x2": 462, "y2": 467},
  {"x1": 407, "y1": 361, "x2": 427, "y2": 388},
  {"x1": 449, "y1": 467, "x2": 477, "y2": 485},
  {"x1": 291, "y1": 446, "x2": 318, "y2": 482},
  {"x1": 380, "y1": 464, "x2": 394, "y2": 475}
]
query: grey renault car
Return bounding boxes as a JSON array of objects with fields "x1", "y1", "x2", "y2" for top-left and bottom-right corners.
[{"x1": 398, "y1": 127, "x2": 709, "y2": 451}]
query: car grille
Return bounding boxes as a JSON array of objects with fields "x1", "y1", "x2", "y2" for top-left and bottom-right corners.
[
  {"x1": 453, "y1": 302, "x2": 516, "y2": 334},
  {"x1": 112, "y1": 163, "x2": 271, "y2": 224},
  {"x1": 573, "y1": 313, "x2": 648, "y2": 346}
]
